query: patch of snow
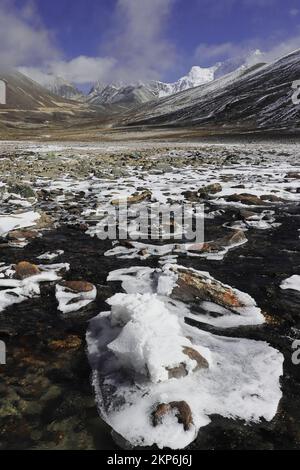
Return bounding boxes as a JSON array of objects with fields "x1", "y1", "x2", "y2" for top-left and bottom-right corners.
[{"x1": 280, "y1": 275, "x2": 300, "y2": 292}]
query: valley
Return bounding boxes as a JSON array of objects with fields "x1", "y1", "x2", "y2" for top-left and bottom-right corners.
[{"x1": 0, "y1": 140, "x2": 299, "y2": 450}]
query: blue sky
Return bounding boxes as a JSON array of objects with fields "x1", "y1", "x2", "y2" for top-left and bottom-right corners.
[{"x1": 2, "y1": 0, "x2": 300, "y2": 87}]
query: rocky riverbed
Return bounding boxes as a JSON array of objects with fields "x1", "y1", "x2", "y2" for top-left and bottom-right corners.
[{"x1": 0, "y1": 141, "x2": 299, "y2": 450}]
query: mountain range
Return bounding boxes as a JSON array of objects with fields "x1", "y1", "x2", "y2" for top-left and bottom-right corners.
[
  {"x1": 45, "y1": 65, "x2": 221, "y2": 107},
  {"x1": 1, "y1": 49, "x2": 300, "y2": 135},
  {"x1": 122, "y1": 50, "x2": 300, "y2": 131}
]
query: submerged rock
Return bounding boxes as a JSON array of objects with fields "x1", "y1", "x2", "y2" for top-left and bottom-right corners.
[{"x1": 48, "y1": 335, "x2": 82, "y2": 351}]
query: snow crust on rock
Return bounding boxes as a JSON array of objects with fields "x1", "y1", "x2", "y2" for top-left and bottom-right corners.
[
  {"x1": 87, "y1": 264, "x2": 284, "y2": 449},
  {"x1": 56, "y1": 284, "x2": 97, "y2": 314},
  {"x1": 107, "y1": 292, "x2": 211, "y2": 383}
]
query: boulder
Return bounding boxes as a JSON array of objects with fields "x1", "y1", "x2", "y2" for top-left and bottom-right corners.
[
  {"x1": 226, "y1": 193, "x2": 266, "y2": 206},
  {"x1": 217, "y1": 230, "x2": 247, "y2": 247},
  {"x1": 15, "y1": 261, "x2": 40, "y2": 280},
  {"x1": 199, "y1": 183, "x2": 222, "y2": 198},
  {"x1": 8, "y1": 230, "x2": 38, "y2": 241},
  {"x1": 239, "y1": 209, "x2": 257, "y2": 220},
  {"x1": 171, "y1": 268, "x2": 243, "y2": 309},
  {"x1": 187, "y1": 230, "x2": 246, "y2": 253}
]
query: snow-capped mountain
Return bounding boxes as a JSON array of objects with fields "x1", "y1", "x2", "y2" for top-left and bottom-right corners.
[
  {"x1": 153, "y1": 65, "x2": 218, "y2": 98},
  {"x1": 122, "y1": 49, "x2": 300, "y2": 131},
  {"x1": 86, "y1": 65, "x2": 218, "y2": 107},
  {"x1": 46, "y1": 77, "x2": 84, "y2": 101}
]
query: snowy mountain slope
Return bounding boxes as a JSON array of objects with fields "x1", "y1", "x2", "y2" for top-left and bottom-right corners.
[
  {"x1": 153, "y1": 65, "x2": 218, "y2": 98},
  {"x1": 0, "y1": 71, "x2": 77, "y2": 110},
  {"x1": 46, "y1": 77, "x2": 84, "y2": 101},
  {"x1": 87, "y1": 82, "x2": 157, "y2": 107},
  {"x1": 86, "y1": 66, "x2": 219, "y2": 107},
  {"x1": 0, "y1": 70, "x2": 107, "y2": 130},
  {"x1": 122, "y1": 50, "x2": 300, "y2": 130}
]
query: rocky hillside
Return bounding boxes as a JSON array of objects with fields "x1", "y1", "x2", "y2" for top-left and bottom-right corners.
[
  {"x1": 122, "y1": 50, "x2": 300, "y2": 131},
  {"x1": 0, "y1": 70, "x2": 106, "y2": 131},
  {"x1": 86, "y1": 66, "x2": 219, "y2": 108},
  {"x1": 87, "y1": 82, "x2": 157, "y2": 107},
  {"x1": 46, "y1": 76, "x2": 85, "y2": 102}
]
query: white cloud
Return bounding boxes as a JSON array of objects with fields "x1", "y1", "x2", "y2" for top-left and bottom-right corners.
[
  {"x1": 195, "y1": 41, "x2": 259, "y2": 65},
  {"x1": 20, "y1": 56, "x2": 117, "y2": 85},
  {"x1": 17, "y1": 0, "x2": 176, "y2": 86},
  {"x1": 0, "y1": 0, "x2": 59, "y2": 69},
  {"x1": 195, "y1": 35, "x2": 300, "y2": 68},
  {"x1": 104, "y1": 0, "x2": 176, "y2": 82}
]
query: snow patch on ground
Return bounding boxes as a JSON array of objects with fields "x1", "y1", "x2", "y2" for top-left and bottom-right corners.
[
  {"x1": 56, "y1": 284, "x2": 97, "y2": 314},
  {"x1": 0, "y1": 211, "x2": 40, "y2": 236},
  {"x1": 280, "y1": 275, "x2": 300, "y2": 292}
]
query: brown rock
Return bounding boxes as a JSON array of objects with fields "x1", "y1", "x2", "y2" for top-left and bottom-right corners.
[
  {"x1": 168, "y1": 346, "x2": 209, "y2": 378},
  {"x1": 152, "y1": 401, "x2": 193, "y2": 431},
  {"x1": 188, "y1": 230, "x2": 247, "y2": 254},
  {"x1": 35, "y1": 211, "x2": 54, "y2": 229},
  {"x1": 217, "y1": 229, "x2": 247, "y2": 247},
  {"x1": 226, "y1": 193, "x2": 265, "y2": 206},
  {"x1": 182, "y1": 190, "x2": 199, "y2": 202},
  {"x1": 138, "y1": 248, "x2": 148, "y2": 257},
  {"x1": 152, "y1": 403, "x2": 171, "y2": 426},
  {"x1": 62, "y1": 280, "x2": 94, "y2": 293},
  {"x1": 239, "y1": 209, "x2": 257, "y2": 220},
  {"x1": 285, "y1": 172, "x2": 300, "y2": 179},
  {"x1": 260, "y1": 194, "x2": 285, "y2": 202},
  {"x1": 171, "y1": 267, "x2": 243, "y2": 309},
  {"x1": 8, "y1": 230, "x2": 38, "y2": 240},
  {"x1": 187, "y1": 241, "x2": 220, "y2": 253},
  {"x1": 111, "y1": 191, "x2": 151, "y2": 205},
  {"x1": 182, "y1": 346, "x2": 209, "y2": 370},
  {"x1": 199, "y1": 183, "x2": 222, "y2": 197},
  {"x1": 15, "y1": 261, "x2": 40, "y2": 280}
]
